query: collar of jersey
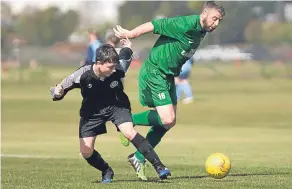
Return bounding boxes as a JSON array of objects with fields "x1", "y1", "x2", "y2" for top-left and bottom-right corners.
[
  {"x1": 195, "y1": 15, "x2": 207, "y2": 34},
  {"x1": 90, "y1": 64, "x2": 104, "y2": 81}
]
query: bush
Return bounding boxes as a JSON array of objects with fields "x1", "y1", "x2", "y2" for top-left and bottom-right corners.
[{"x1": 245, "y1": 21, "x2": 292, "y2": 45}]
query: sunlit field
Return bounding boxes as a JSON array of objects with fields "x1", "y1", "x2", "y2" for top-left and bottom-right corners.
[{"x1": 2, "y1": 62, "x2": 292, "y2": 189}]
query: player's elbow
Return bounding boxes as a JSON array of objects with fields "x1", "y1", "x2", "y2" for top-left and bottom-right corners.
[{"x1": 119, "y1": 48, "x2": 133, "y2": 61}]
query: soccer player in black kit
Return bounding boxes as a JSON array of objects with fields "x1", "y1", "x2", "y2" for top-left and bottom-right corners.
[{"x1": 50, "y1": 39, "x2": 171, "y2": 183}]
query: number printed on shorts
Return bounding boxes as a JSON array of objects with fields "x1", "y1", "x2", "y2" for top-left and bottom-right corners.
[{"x1": 158, "y1": 93, "x2": 166, "y2": 100}]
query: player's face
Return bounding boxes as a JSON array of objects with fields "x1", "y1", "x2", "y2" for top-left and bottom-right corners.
[
  {"x1": 202, "y1": 8, "x2": 223, "y2": 32},
  {"x1": 99, "y1": 62, "x2": 117, "y2": 77}
]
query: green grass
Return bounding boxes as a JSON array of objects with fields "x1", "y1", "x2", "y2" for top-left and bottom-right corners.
[{"x1": 2, "y1": 63, "x2": 292, "y2": 188}]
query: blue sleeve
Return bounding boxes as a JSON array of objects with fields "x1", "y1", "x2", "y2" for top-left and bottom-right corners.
[
  {"x1": 85, "y1": 46, "x2": 92, "y2": 64},
  {"x1": 88, "y1": 40, "x2": 102, "y2": 64},
  {"x1": 90, "y1": 45, "x2": 96, "y2": 63}
]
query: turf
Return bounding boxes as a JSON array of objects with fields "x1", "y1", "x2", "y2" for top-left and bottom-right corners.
[{"x1": 2, "y1": 63, "x2": 292, "y2": 188}]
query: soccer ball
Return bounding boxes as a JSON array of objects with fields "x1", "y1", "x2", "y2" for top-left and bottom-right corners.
[{"x1": 205, "y1": 152, "x2": 231, "y2": 179}]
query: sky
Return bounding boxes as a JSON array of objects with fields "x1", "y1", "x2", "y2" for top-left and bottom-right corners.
[{"x1": 7, "y1": 0, "x2": 124, "y2": 23}]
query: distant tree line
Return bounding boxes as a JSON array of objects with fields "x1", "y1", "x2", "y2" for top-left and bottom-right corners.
[
  {"x1": 118, "y1": 1, "x2": 291, "y2": 45},
  {"x1": 2, "y1": 1, "x2": 291, "y2": 49},
  {"x1": 1, "y1": 2, "x2": 79, "y2": 46}
]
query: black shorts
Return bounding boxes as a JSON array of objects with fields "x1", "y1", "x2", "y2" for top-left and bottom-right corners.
[{"x1": 79, "y1": 106, "x2": 132, "y2": 138}]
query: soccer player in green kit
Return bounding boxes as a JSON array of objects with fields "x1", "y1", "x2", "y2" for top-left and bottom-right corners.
[{"x1": 113, "y1": 1, "x2": 225, "y2": 180}]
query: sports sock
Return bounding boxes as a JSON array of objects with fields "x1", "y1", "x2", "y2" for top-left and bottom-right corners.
[
  {"x1": 131, "y1": 133, "x2": 164, "y2": 168},
  {"x1": 132, "y1": 110, "x2": 164, "y2": 128},
  {"x1": 84, "y1": 150, "x2": 110, "y2": 172},
  {"x1": 135, "y1": 127, "x2": 167, "y2": 162}
]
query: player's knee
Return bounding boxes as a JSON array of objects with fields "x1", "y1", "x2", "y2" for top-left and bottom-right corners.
[
  {"x1": 123, "y1": 129, "x2": 137, "y2": 141},
  {"x1": 165, "y1": 119, "x2": 176, "y2": 130},
  {"x1": 118, "y1": 122, "x2": 137, "y2": 141},
  {"x1": 161, "y1": 115, "x2": 176, "y2": 130},
  {"x1": 80, "y1": 146, "x2": 94, "y2": 158}
]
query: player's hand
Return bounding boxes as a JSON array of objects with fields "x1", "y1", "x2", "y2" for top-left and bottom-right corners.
[
  {"x1": 113, "y1": 25, "x2": 134, "y2": 39},
  {"x1": 53, "y1": 84, "x2": 64, "y2": 98},
  {"x1": 120, "y1": 37, "x2": 132, "y2": 49}
]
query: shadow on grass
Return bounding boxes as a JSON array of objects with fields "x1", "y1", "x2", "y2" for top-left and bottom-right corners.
[
  {"x1": 170, "y1": 172, "x2": 291, "y2": 180},
  {"x1": 92, "y1": 172, "x2": 291, "y2": 184},
  {"x1": 93, "y1": 177, "x2": 172, "y2": 184}
]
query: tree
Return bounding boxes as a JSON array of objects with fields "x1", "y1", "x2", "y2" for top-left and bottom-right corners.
[
  {"x1": 244, "y1": 20, "x2": 263, "y2": 44},
  {"x1": 117, "y1": 1, "x2": 279, "y2": 45},
  {"x1": 154, "y1": 1, "x2": 172, "y2": 18},
  {"x1": 1, "y1": 1, "x2": 13, "y2": 60},
  {"x1": 58, "y1": 10, "x2": 79, "y2": 41},
  {"x1": 118, "y1": 1, "x2": 160, "y2": 29},
  {"x1": 187, "y1": 1, "x2": 204, "y2": 14},
  {"x1": 261, "y1": 22, "x2": 292, "y2": 45},
  {"x1": 14, "y1": 6, "x2": 79, "y2": 46}
]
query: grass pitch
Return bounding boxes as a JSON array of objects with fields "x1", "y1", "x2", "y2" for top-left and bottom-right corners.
[{"x1": 2, "y1": 63, "x2": 292, "y2": 188}]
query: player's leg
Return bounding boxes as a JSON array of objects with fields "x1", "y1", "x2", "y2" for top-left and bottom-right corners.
[
  {"x1": 132, "y1": 63, "x2": 176, "y2": 129},
  {"x1": 79, "y1": 117, "x2": 114, "y2": 183},
  {"x1": 121, "y1": 65, "x2": 169, "y2": 144},
  {"x1": 175, "y1": 77, "x2": 183, "y2": 101},
  {"x1": 111, "y1": 107, "x2": 171, "y2": 180},
  {"x1": 118, "y1": 122, "x2": 171, "y2": 180},
  {"x1": 134, "y1": 104, "x2": 177, "y2": 162},
  {"x1": 134, "y1": 71, "x2": 178, "y2": 155},
  {"x1": 181, "y1": 79, "x2": 194, "y2": 104},
  {"x1": 132, "y1": 71, "x2": 179, "y2": 172},
  {"x1": 121, "y1": 63, "x2": 176, "y2": 179},
  {"x1": 179, "y1": 60, "x2": 194, "y2": 104}
]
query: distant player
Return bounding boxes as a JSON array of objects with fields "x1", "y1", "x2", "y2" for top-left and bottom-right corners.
[
  {"x1": 105, "y1": 29, "x2": 121, "y2": 48},
  {"x1": 114, "y1": 1, "x2": 225, "y2": 180},
  {"x1": 50, "y1": 41, "x2": 171, "y2": 183},
  {"x1": 175, "y1": 58, "x2": 194, "y2": 104},
  {"x1": 85, "y1": 29, "x2": 102, "y2": 65}
]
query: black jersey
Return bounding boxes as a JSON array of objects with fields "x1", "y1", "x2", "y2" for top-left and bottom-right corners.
[{"x1": 51, "y1": 47, "x2": 133, "y2": 118}]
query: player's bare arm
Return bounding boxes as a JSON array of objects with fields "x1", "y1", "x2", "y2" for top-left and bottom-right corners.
[{"x1": 113, "y1": 22, "x2": 154, "y2": 39}]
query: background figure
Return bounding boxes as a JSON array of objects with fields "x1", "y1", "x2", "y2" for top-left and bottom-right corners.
[
  {"x1": 105, "y1": 29, "x2": 120, "y2": 48},
  {"x1": 175, "y1": 58, "x2": 194, "y2": 104},
  {"x1": 85, "y1": 29, "x2": 102, "y2": 65}
]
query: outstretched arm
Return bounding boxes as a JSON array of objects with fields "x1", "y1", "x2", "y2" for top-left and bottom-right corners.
[
  {"x1": 50, "y1": 65, "x2": 90, "y2": 101},
  {"x1": 113, "y1": 22, "x2": 154, "y2": 39}
]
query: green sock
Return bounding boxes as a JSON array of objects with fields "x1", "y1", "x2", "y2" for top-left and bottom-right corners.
[
  {"x1": 132, "y1": 110, "x2": 164, "y2": 127},
  {"x1": 135, "y1": 127, "x2": 167, "y2": 162},
  {"x1": 133, "y1": 110, "x2": 166, "y2": 162}
]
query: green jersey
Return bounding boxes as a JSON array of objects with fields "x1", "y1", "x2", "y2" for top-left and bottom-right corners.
[{"x1": 147, "y1": 15, "x2": 206, "y2": 76}]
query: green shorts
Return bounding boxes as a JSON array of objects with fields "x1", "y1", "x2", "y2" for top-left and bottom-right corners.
[{"x1": 138, "y1": 62, "x2": 177, "y2": 107}]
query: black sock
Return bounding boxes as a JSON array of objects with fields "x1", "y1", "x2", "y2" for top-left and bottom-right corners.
[
  {"x1": 84, "y1": 150, "x2": 110, "y2": 172},
  {"x1": 131, "y1": 133, "x2": 164, "y2": 168}
]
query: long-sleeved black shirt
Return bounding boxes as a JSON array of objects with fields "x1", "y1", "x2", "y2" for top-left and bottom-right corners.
[{"x1": 51, "y1": 47, "x2": 133, "y2": 118}]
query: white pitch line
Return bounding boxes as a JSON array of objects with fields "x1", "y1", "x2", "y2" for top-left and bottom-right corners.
[{"x1": 1, "y1": 154, "x2": 80, "y2": 159}]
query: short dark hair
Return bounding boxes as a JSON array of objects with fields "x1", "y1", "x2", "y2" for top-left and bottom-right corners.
[
  {"x1": 203, "y1": 1, "x2": 225, "y2": 17},
  {"x1": 95, "y1": 44, "x2": 119, "y2": 64}
]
